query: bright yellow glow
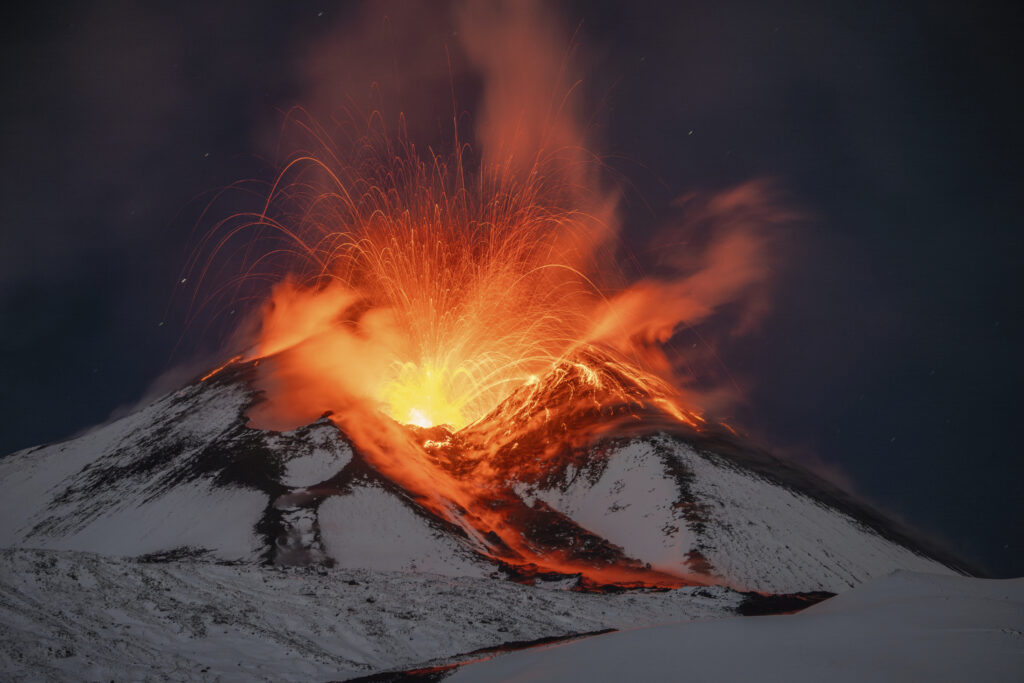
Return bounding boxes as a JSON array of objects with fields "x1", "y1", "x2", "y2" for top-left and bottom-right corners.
[
  {"x1": 407, "y1": 408, "x2": 433, "y2": 428},
  {"x1": 379, "y1": 361, "x2": 472, "y2": 429}
]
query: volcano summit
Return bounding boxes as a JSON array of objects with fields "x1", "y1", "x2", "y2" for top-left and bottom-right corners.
[{"x1": 0, "y1": 355, "x2": 989, "y2": 680}]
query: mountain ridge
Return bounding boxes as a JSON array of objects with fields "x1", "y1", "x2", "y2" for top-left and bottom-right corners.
[{"x1": 0, "y1": 356, "x2": 968, "y2": 593}]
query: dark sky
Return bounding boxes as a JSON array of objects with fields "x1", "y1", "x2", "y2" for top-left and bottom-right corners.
[{"x1": 1, "y1": 1, "x2": 1020, "y2": 577}]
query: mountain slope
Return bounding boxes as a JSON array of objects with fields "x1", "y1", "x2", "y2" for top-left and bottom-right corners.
[
  {"x1": 0, "y1": 359, "x2": 964, "y2": 593},
  {"x1": 0, "y1": 547, "x2": 741, "y2": 682},
  {"x1": 522, "y1": 436, "x2": 956, "y2": 593},
  {"x1": 444, "y1": 571, "x2": 1024, "y2": 683}
]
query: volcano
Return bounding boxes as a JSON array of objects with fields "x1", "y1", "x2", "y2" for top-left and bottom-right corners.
[
  {"x1": 0, "y1": 354, "x2": 965, "y2": 594},
  {"x1": 3, "y1": 2, "x2": 1019, "y2": 679},
  {"x1": 0, "y1": 355, "x2": 994, "y2": 680}
]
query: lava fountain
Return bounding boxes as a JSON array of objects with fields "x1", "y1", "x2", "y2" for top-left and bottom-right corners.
[{"x1": 186, "y1": 1, "x2": 783, "y2": 588}]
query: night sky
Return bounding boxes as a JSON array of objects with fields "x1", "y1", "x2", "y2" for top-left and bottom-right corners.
[{"x1": 1, "y1": 1, "x2": 1020, "y2": 577}]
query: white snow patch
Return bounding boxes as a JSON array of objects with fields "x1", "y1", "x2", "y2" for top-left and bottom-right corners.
[
  {"x1": 530, "y1": 436, "x2": 957, "y2": 593},
  {"x1": 31, "y1": 482, "x2": 265, "y2": 560},
  {"x1": 0, "y1": 382, "x2": 252, "y2": 550},
  {"x1": 448, "y1": 571, "x2": 1024, "y2": 683},
  {"x1": 532, "y1": 441, "x2": 691, "y2": 574},
  {"x1": 318, "y1": 484, "x2": 490, "y2": 577},
  {"x1": 667, "y1": 437, "x2": 957, "y2": 592},
  {"x1": 276, "y1": 423, "x2": 352, "y2": 488}
]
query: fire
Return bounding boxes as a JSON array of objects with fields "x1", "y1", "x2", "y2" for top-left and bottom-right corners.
[{"x1": 188, "y1": 0, "x2": 785, "y2": 588}]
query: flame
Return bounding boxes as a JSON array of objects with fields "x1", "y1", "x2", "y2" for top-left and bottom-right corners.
[{"x1": 188, "y1": 0, "x2": 785, "y2": 588}]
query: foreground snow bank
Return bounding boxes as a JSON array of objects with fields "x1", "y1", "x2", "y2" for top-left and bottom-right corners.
[
  {"x1": 0, "y1": 548, "x2": 738, "y2": 682},
  {"x1": 448, "y1": 570, "x2": 1024, "y2": 682}
]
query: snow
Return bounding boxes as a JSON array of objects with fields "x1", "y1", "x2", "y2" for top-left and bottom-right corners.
[
  {"x1": 530, "y1": 442, "x2": 689, "y2": 573},
  {"x1": 673, "y1": 437, "x2": 958, "y2": 592},
  {"x1": 36, "y1": 482, "x2": 265, "y2": 560},
  {"x1": 447, "y1": 571, "x2": 1024, "y2": 683},
  {"x1": 318, "y1": 483, "x2": 491, "y2": 577},
  {"x1": 0, "y1": 548, "x2": 740, "y2": 682},
  {"x1": 0, "y1": 382, "x2": 256, "y2": 553},
  {"x1": 272, "y1": 421, "x2": 353, "y2": 488},
  {"x1": 0, "y1": 382, "x2": 268, "y2": 561},
  {"x1": 529, "y1": 436, "x2": 957, "y2": 593}
]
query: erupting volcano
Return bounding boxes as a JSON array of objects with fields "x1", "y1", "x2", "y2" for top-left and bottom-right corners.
[
  {"x1": 2, "y1": 2, "x2": 1015, "y2": 681},
  {"x1": 190, "y1": 123, "x2": 739, "y2": 586},
  {"x1": 172, "y1": 1, "x2": 794, "y2": 589},
  {"x1": 188, "y1": 141, "x2": 733, "y2": 579}
]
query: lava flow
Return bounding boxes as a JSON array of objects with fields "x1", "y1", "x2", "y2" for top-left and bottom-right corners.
[{"x1": 189, "y1": 1, "x2": 779, "y2": 589}]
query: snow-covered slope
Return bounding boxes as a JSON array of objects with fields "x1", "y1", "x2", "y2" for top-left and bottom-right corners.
[
  {"x1": 446, "y1": 571, "x2": 1024, "y2": 683},
  {"x1": 0, "y1": 548, "x2": 740, "y2": 682},
  {"x1": 0, "y1": 381, "x2": 267, "y2": 560},
  {"x1": 527, "y1": 436, "x2": 954, "y2": 592},
  {"x1": 0, "y1": 373, "x2": 490, "y2": 577},
  {"x1": 0, "y1": 361, "x2": 962, "y2": 593},
  {"x1": 317, "y1": 483, "x2": 490, "y2": 577},
  {"x1": 0, "y1": 360, "x2": 993, "y2": 681}
]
